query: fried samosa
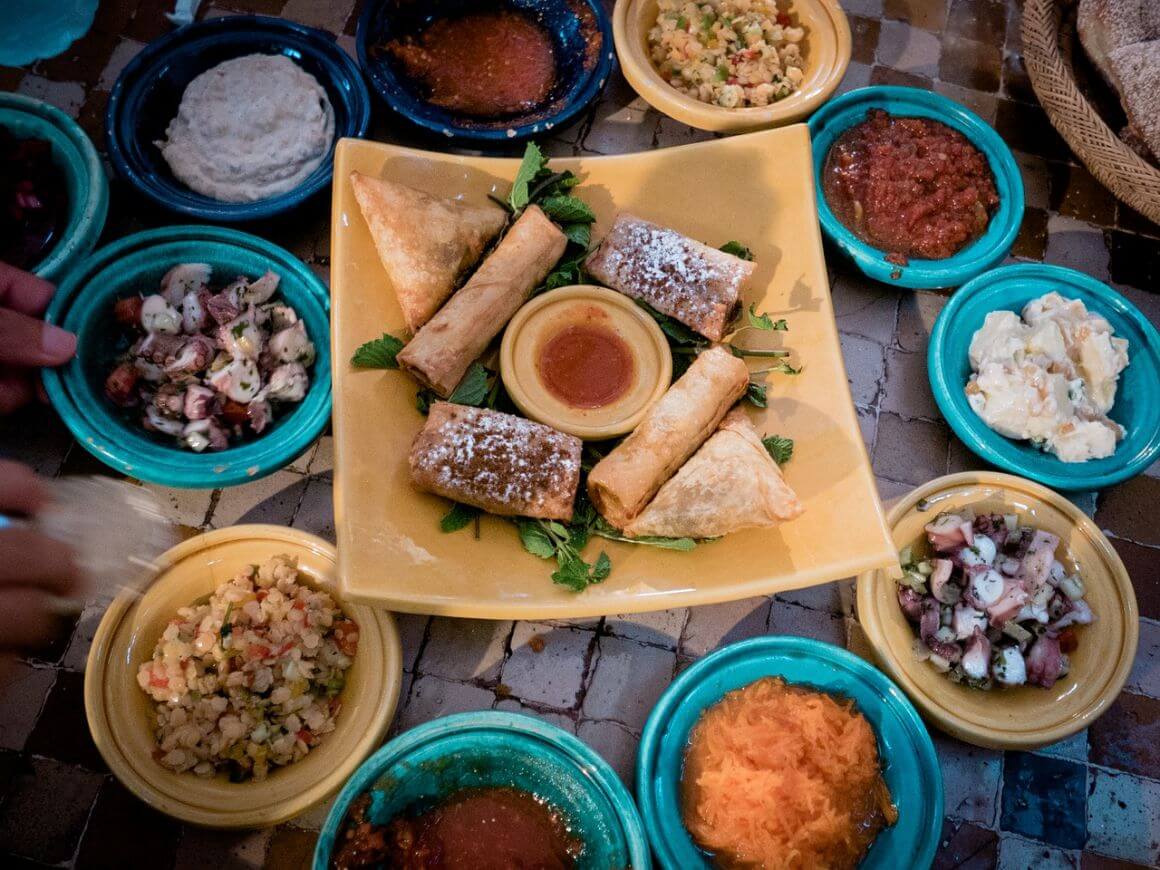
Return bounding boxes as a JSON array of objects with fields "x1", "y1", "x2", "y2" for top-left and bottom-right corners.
[{"x1": 350, "y1": 172, "x2": 506, "y2": 332}]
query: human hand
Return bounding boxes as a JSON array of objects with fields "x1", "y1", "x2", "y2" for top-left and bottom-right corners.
[
  {"x1": 0, "y1": 261, "x2": 77, "y2": 414},
  {"x1": 0, "y1": 460, "x2": 80, "y2": 675}
]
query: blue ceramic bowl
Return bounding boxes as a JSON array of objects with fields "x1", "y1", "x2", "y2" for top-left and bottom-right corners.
[
  {"x1": 357, "y1": 0, "x2": 613, "y2": 143},
  {"x1": 808, "y1": 86, "x2": 1024, "y2": 289},
  {"x1": 0, "y1": 0, "x2": 97, "y2": 67},
  {"x1": 42, "y1": 226, "x2": 332, "y2": 488},
  {"x1": 313, "y1": 710, "x2": 650, "y2": 870},
  {"x1": 929, "y1": 263, "x2": 1160, "y2": 491},
  {"x1": 0, "y1": 93, "x2": 108, "y2": 284},
  {"x1": 106, "y1": 15, "x2": 371, "y2": 222},
  {"x1": 637, "y1": 636, "x2": 943, "y2": 870}
]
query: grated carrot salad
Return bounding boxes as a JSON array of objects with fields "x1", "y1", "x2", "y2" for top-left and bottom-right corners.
[{"x1": 680, "y1": 677, "x2": 898, "y2": 869}]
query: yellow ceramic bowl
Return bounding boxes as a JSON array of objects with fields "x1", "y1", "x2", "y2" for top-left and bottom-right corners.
[
  {"x1": 500, "y1": 285, "x2": 672, "y2": 440},
  {"x1": 84, "y1": 525, "x2": 402, "y2": 828},
  {"x1": 856, "y1": 472, "x2": 1138, "y2": 750},
  {"x1": 613, "y1": 0, "x2": 852, "y2": 133}
]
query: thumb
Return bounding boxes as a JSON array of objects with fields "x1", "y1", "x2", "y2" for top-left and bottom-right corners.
[{"x1": 0, "y1": 308, "x2": 76, "y2": 367}]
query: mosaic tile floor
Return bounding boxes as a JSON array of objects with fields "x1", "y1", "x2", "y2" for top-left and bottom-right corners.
[{"x1": 1, "y1": 1, "x2": 1158, "y2": 868}]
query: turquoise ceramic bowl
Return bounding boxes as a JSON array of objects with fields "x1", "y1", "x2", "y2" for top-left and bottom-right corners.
[
  {"x1": 637, "y1": 636, "x2": 943, "y2": 870},
  {"x1": 807, "y1": 86, "x2": 1023, "y2": 290},
  {"x1": 314, "y1": 710, "x2": 650, "y2": 870},
  {"x1": 0, "y1": 92, "x2": 108, "y2": 284},
  {"x1": 43, "y1": 226, "x2": 331, "y2": 488},
  {"x1": 929, "y1": 263, "x2": 1160, "y2": 491}
]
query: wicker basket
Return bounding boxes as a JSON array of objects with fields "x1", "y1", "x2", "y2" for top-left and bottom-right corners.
[{"x1": 1022, "y1": 0, "x2": 1160, "y2": 225}]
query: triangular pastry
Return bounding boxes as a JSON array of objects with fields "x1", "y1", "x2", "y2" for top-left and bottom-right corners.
[
  {"x1": 350, "y1": 172, "x2": 506, "y2": 332},
  {"x1": 623, "y1": 408, "x2": 803, "y2": 539}
]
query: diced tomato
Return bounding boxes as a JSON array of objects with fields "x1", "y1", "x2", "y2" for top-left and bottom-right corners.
[
  {"x1": 113, "y1": 295, "x2": 144, "y2": 327},
  {"x1": 149, "y1": 675, "x2": 169, "y2": 688},
  {"x1": 277, "y1": 641, "x2": 295, "y2": 656},
  {"x1": 297, "y1": 729, "x2": 313, "y2": 746},
  {"x1": 1058, "y1": 628, "x2": 1078, "y2": 654},
  {"x1": 246, "y1": 643, "x2": 272, "y2": 660},
  {"x1": 292, "y1": 599, "x2": 306, "y2": 611},
  {"x1": 332, "y1": 618, "x2": 360, "y2": 657},
  {"x1": 776, "y1": 12, "x2": 791, "y2": 26},
  {"x1": 256, "y1": 590, "x2": 268, "y2": 602}
]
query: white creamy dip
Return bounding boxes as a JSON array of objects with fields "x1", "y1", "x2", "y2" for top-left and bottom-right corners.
[
  {"x1": 157, "y1": 54, "x2": 334, "y2": 203},
  {"x1": 965, "y1": 291, "x2": 1130, "y2": 463}
]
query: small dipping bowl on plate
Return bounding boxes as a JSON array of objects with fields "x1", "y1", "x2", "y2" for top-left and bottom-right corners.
[
  {"x1": 637, "y1": 636, "x2": 943, "y2": 870},
  {"x1": 857, "y1": 472, "x2": 1139, "y2": 750},
  {"x1": 0, "y1": 92, "x2": 108, "y2": 283},
  {"x1": 500, "y1": 284, "x2": 672, "y2": 439},
  {"x1": 314, "y1": 710, "x2": 650, "y2": 869},
  {"x1": 614, "y1": 0, "x2": 851, "y2": 133},
  {"x1": 42, "y1": 225, "x2": 332, "y2": 488},
  {"x1": 106, "y1": 14, "x2": 370, "y2": 222},
  {"x1": 356, "y1": 0, "x2": 613, "y2": 144},
  {"x1": 929, "y1": 263, "x2": 1160, "y2": 491},
  {"x1": 84, "y1": 525, "x2": 403, "y2": 828},
  {"x1": 808, "y1": 86, "x2": 1024, "y2": 289}
]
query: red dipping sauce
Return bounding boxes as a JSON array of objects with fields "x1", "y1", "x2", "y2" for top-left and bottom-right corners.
[
  {"x1": 822, "y1": 110, "x2": 1000, "y2": 265},
  {"x1": 538, "y1": 320, "x2": 635, "y2": 410},
  {"x1": 386, "y1": 9, "x2": 557, "y2": 117},
  {"x1": 332, "y1": 787, "x2": 584, "y2": 870},
  {"x1": 0, "y1": 128, "x2": 67, "y2": 271}
]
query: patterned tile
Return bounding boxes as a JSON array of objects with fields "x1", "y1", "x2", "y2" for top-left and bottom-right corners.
[
  {"x1": 883, "y1": 0, "x2": 949, "y2": 32},
  {"x1": 75, "y1": 778, "x2": 182, "y2": 868},
  {"x1": 603, "y1": 608, "x2": 688, "y2": 649},
  {"x1": 831, "y1": 267, "x2": 901, "y2": 345},
  {"x1": 1125, "y1": 619, "x2": 1159, "y2": 700},
  {"x1": 576, "y1": 718, "x2": 638, "y2": 788},
  {"x1": 1087, "y1": 693, "x2": 1160, "y2": 780},
  {"x1": 1036, "y1": 730, "x2": 1091, "y2": 765},
  {"x1": 280, "y1": 0, "x2": 356, "y2": 35},
  {"x1": 173, "y1": 827, "x2": 272, "y2": 870},
  {"x1": 418, "y1": 618, "x2": 513, "y2": 684},
  {"x1": 895, "y1": 291, "x2": 948, "y2": 354},
  {"x1": 934, "y1": 819, "x2": 999, "y2": 870},
  {"x1": 209, "y1": 470, "x2": 308, "y2": 528},
  {"x1": 838, "y1": 332, "x2": 886, "y2": 407},
  {"x1": 774, "y1": 581, "x2": 844, "y2": 615},
  {"x1": 872, "y1": 412, "x2": 950, "y2": 487},
  {"x1": 679, "y1": 597, "x2": 771, "y2": 658},
  {"x1": 1106, "y1": 231, "x2": 1160, "y2": 299},
  {"x1": 876, "y1": 21, "x2": 941, "y2": 78},
  {"x1": 934, "y1": 733, "x2": 1003, "y2": 826},
  {"x1": 882, "y1": 347, "x2": 940, "y2": 420},
  {"x1": 1049, "y1": 164, "x2": 1119, "y2": 228},
  {"x1": 395, "y1": 675, "x2": 494, "y2": 734},
  {"x1": 1108, "y1": 538, "x2": 1159, "y2": 621},
  {"x1": 582, "y1": 635, "x2": 675, "y2": 732},
  {"x1": 1044, "y1": 215, "x2": 1112, "y2": 280},
  {"x1": 998, "y1": 834, "x2": 1080, "y2": 870},
  {"x1": 1085, "y1": 768, "x2": 1160, "y2": 866},
  {"x1": 0, "y1": 664, "x2": 54, "y2": 753},
  {"x1": 0, "y1": 757, "x2": 104, "y2": 863},
  {"x1": 766, "y1": 600, "x2": 847, "y2": 646},
  {"x1": 501, "y1": 623, "x2": 594, "y2": 710},
  {"x1": 1096, "y1": 477, "x2": 1160, "y2": 547},
  {"x1": 24, "y1": 670, "x2": 107, "y2": 772},
  {"x1": 1000, "y1": 752, "x2": 1088, "y2": 850},
  {"x1": 263, "y1": 826, "x2": 317, "y2": 870},
  {"x1": 849, "y1": 15, "x2": 881, "y2": 66},
  {"x1": 289, "y1": 475, "x2": 335, "y2": 542},
  {"x1": 493, "y1": 698, "x2": 577, "y2": 734},
  {"x1": 939, "y1": 36, "x2": 1002, "y2": 93},
  {"x1": 1012, "y1": 207, "x2": 1050, "y2": 260}
]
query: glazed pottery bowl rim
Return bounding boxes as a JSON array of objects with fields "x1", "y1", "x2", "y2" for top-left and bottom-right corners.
[
  {"x1": 928, "y1": 262, "x2": 1160, "y2": 490},
  {"x1": 613, "y1": 0, "x2": 853, "y2": 132},
  {"x1": 807, "y1": 85, "x2": 1025, "y2": 289},
  {"x1": 0, "y1": 91, "x2": 109, "y2": 283},
  {"x1": 41, "y1": 224, "x2": 332, "y2": 488},
  {"x1": 83, "y1": 524, "x2": 403, "y2": 829},
  {"x1": 855, "y1": 471, "x2": 1140, "y2": 750},
  {"x1": 312, "y1": 709, "x2": 651, "y2": 869},
  {"x1": 105, "y1": 13, "x2": 371, "y2": 221},
  {"x1": 499, "y1": 283, "x2": 674, "y2": 439},
  {"x1": 636, "y1": 634, "x2": 943, "y2": 870},
  {"x1": 355, "y1": 0, "x2": 614, "y2": 143}
]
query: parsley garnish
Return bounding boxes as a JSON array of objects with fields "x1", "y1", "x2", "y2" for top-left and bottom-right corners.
[
  {"x1": 746, "y1": 381, "x2": 768, "y2": 407},
  {"x1": 761, "y1": 434, "x2": 794, "y2": 465},
  {"x1": 352, "y1": 333, "x2": 405, "y2": 369},
  {"x1": 448, "y1": 363, "x2": 490, "y2": 406},
  {"x1": 440, "y1": 503, "x2": 479, "y2": 533},
  {"x1": 220, "y1": 602, "x2": 234, "y2": 640},
  {"x1": 720, "y1": 240, "x2": 755, "y2": 261}
]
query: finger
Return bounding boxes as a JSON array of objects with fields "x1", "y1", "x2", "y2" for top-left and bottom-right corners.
[
  {"x1": 0, "y1": 262, "x2": 55, "y2": 316},
  {"x1": 0, "y1": 308, "x2": 76, "y2": 367},
  {"x1": 0, "y1": 462, "x2": 46, "y2": 515},
  {"x1": 0, "y1": 530, "x2": 79, "y2": 593},
  {"x1": 0, "y1": 587, "x2": 61, "y2": 649},
  {"x1": 0, "y1": 370, "x2": 36, "y2": 415}
]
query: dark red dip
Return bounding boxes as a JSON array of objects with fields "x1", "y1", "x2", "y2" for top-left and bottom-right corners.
[
  {"x1": 386, "y1": 9, "x2": 557, "y2": 117},
  {"x1": 822, "y1": 110, "x2": 1000, "y2": 265},
  {"x1": 537, "y1": 316, "x2": 635, "y2": 410},
  {"x1": 0, "y1": 128, "x2": 67, "y2": 271},
  {"x1": 332, "y1": 787, "x2": 584, "y2": 870}
]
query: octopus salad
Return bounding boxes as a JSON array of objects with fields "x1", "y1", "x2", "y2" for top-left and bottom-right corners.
[
  {"x1": 104, "y1": 263, "x2": 315, "y2": 452},
  {"x1": 896, "y1": 509, "x2": 1094, "y2": 690}
]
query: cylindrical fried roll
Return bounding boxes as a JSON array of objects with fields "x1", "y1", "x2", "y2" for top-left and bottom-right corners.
[
  {"x1": 397, "y1": 205, "x2": 567, "y2": 397},
  {"x1": 409, "y1": 403, "x2": 582, "y2": 520},
  {"x1": 587, "y1": 345, "x2": 750, "y2": 529}
]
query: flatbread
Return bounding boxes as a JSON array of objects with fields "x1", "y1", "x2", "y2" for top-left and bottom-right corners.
[
  {"x1": 1108, "y1": 40, "x2": 1160, "y2": 162},
  {"x1": 349, "y1": 172, "x2": 506, "y2": 333},
  {"x1": 623, "y1": 408, "x2": 803, "y2": 539}
]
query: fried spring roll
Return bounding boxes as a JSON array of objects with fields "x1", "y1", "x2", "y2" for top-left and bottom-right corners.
[
  {"x1": 397, "y1": 205, "x2": 567, "y2": 397},
  {"x1": 585, "y1": 213, "x2": 756, "y2": 341},
  {"x1": 623, "y1": 409, "x2": 803, "y2": 538},
  {"x1": 587, "y1": 345, "x2": 750, "y2": 529},
  {"x1": 409, "y1": 403, "x2": 582, "y2": 520}
]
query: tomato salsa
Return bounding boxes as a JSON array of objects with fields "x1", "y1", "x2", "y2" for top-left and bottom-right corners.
[
  {"x1": 537, "y1": 320, "x2": 635, "y2": 410},
  {"x1": 332, "y1": 787, "x2": 584, "y2": 869},
  {"x1": 822, "y1": 110, "x2": 1000, "y2": 265},
  {"x1": 385, "y1": 9, "x2": 557, "y2": 118}
]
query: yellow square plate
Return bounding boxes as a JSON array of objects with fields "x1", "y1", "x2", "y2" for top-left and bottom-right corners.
[{"x1": 330, "y1": 129, "x2": 894, "y2": 618}]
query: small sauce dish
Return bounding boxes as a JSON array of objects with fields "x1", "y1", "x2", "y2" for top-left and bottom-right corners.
[
  {"x1": 356, "y1": 0, "x2": 613, "y2": 144},
  {"x1": 500, "y1": 285, "x2": 673, "y2": 440},
  {"x1": 808, "y1": 86, "x2": 1024, "y2": 289}
]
